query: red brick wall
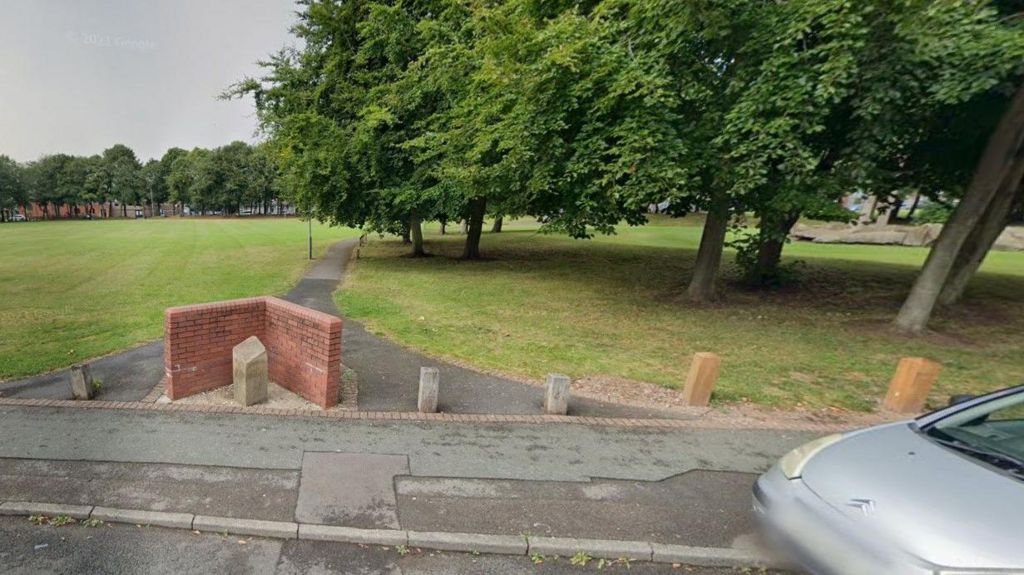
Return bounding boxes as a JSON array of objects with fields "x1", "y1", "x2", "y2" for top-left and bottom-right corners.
[
  {"x1": 164, "y1": 296, "x2": 342, "y2": 408},
  {"x1": 264, "y1": 298, "x2": 342, "y2": 408}
]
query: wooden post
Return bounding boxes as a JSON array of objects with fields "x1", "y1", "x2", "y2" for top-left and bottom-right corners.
[
  {"x1": 681, "y1": 352, "x2": 721, "y2": 407},
  {"x1": 883, "y1": 357, "x2": 942, "y2": 413}
]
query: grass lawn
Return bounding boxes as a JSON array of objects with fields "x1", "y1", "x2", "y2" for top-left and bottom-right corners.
[
  {"x1": 0, "y1": 218, "x2": 360, "y2": 380},
  {"x1": 339, "y1": 217, "x2": 1024, "y2": 411}
]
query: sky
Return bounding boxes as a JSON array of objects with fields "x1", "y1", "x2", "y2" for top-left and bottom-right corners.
[{"x1": 0, "y1": 0, "x2": 299, "y2": 163}]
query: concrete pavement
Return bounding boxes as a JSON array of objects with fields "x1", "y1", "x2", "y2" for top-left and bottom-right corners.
[
  {"x1": 0, "y1": 517, "x2": 791, "y2": 574},
  {"x1": 0, "y1": 404, "x2": 815, "y2": 570}
]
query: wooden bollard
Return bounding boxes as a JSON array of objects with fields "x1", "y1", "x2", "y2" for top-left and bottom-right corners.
[
  {"x1": 883, "y1": 357, "x2": 941, "y2": 413},
  {"x1": 681, "y1": 352, "x2": 721, "y2": 407}
]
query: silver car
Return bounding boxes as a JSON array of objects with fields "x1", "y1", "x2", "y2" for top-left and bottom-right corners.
[{"x1": 754, "y1": 385, "x2": 1024, "y2": 575}]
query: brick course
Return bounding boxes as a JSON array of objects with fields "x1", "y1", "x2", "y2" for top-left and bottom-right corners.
[{"x1": 164, "y1": 296, "x2": 342, "y2": 408}]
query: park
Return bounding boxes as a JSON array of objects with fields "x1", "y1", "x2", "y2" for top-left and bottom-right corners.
[
  {"x1": 2, "y1": 0, "x2": 1024, "y2": 573},
  {"x1": 3, "y1": 216, "x2": 1022, "y2": 414}
]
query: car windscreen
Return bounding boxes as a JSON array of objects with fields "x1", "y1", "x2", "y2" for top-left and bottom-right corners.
[{"x1": 926, "y1": 392, "x2": 1024, "y2": 476}]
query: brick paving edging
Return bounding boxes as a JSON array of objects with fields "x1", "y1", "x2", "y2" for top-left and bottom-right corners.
[{"x1": 0, "y1": 397, "x2": 855, "y2": 432}]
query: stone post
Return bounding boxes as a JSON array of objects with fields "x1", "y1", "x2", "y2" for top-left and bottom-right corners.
[
  {"x1": 233, "y1": 336, "x2": 268, "y2": 406},
  {"x1": 69, "y1": 364, "x2": 95, "y2": 400},
  {"x1": 418, "y1": 367, "x2": 440, "y2": 413},
  {"x1": 883, "y1": 357, "x2": 941, "y2": 413},
  {"x1": 544, "y1": 374, "x2": 571, "y2": 415},
  {"x1": 681, "y1": 352, "x2": 721, "y2": 407}
]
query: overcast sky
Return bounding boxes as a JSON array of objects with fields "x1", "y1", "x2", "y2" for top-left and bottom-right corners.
[{"x1": 0, "y1": 0, "x2": 299, "y2": 163}]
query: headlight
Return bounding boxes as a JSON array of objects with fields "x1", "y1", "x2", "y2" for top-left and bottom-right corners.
[{"x1": 779, "y1": 433, "x2": 844, "y2": 479}]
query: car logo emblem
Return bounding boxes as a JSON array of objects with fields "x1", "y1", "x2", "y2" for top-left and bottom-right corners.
[{"x1": 846, "y1": 498, "x2": 876, "y2": 516}]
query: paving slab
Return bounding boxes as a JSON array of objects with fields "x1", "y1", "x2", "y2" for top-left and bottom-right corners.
[
  {"x1": 0, "y1": 458, "x2": 299, "y2": 521},
  {"x1": 395, "y1": 470, "x2": 757, "y2": 546},
  {"x1": 295, "y1": 452, "x2": 409, "y2": 528}
]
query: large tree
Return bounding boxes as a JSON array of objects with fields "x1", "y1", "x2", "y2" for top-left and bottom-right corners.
[
  {"x1": 895, "y1": 84, "x2": 1024, "y2": 332},
  {"x1": 235, "y1": 0, "x2": 690, "y2": 259},
  {"x1": 0, "y1": 155, "x2": 26, "y2": 222},
  {"x1": 722, "y1": 0, "x2": 1019, "y2": 286},
  {"x1": 102, "y1": 144, "x2": 143, "y2": 217}
]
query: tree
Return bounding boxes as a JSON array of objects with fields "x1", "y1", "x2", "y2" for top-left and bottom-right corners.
[
  {"x1": 895, "y1": 84, "x2": 1024, "y2": 332},
  {"x1": 102, "y1": 145, "x2": 143, "y2": 217},
  {"x1": 82, "y1": 156, "x2": 111, "y2": 217},
  {"x1": 0, "y1": 155, "x2": 26, "y2": 222},
  {"x1": 25, "y1": 154, "x2": 73, "y2": 219},
  {"x1": 706, "y1": 0, "x2": 1024, "y2": 288},
  {"x1": 236, "y1": 0, "x2": 690, "y2": 259}
]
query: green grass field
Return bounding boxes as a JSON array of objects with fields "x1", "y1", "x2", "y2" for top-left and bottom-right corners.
[
  {"x1": 0, "y1": 218, "x2": 360, "y2": 380},
  {"x1": 339, "y1": 217, "x2": 1024, "y2": 411}
]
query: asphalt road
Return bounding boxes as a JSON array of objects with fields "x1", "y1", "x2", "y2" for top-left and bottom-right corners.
[{"x1": 0, "y1": 517, "x2": 793, "y2": 575}]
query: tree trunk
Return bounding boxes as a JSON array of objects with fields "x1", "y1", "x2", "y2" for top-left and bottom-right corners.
[
  {"x1": 410, "y1": 211, "x2": 426, "y2": 257},
  {"x1": 895, "y1": 83, "x2": 1024, "y2": 333},
  {"x1": 858, "y1": 195, "x2": 878, "y2": 224},
  {"x1": 938, "y1": 173, "x2": 1024, "y2": 306},
  {"x1": 750, "y1": 212, "x2": 800, "y2": 285},
  {"x1": 491, "y1": 217, "x2": 503, "y2": 233},
  {"x1": 462, "y1": 197, "x2": 487, "y2": 259},
  {"x1": 401, "y1": 222, "x2": 411, "y2": 244},
  {"x1": 687, "y1": 206, "x2": 729, "y2": 302},
  {"x1": 460, "y1": 219, "x2": 469, "y2": 235},
  {"x1": 905, "y1": 192, "x2": 922, "y2": 221},
  {"x1": 439, "y1": 216, "x2": 447, "y2": 235},
  {"x1": 881, "y1": 195, "x2": 900, "y2": 225}
]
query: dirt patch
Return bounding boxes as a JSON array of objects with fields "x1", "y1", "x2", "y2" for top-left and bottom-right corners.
[{"x1": 575, "y1": 374, "x2": 904, "y2": 429}]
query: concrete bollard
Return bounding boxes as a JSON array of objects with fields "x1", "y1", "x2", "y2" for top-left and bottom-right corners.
[
  {"x1": 233, "y1": 336, "x2": 269, "y2": 406},
  {"x1": 681, "y1": 352, "x2": 721, "y2": 407},
  {"x1": 418, "y1": 367, "x2": 440, "y2": 413},
  {"x1": 883, "y1": 357, "x2": 941, "y2": 413},
  {"x1": 544, "y1": 374, "x2": 571, "y2": 415},
  {"x1": 69, "y1": 364, "x2": 95, "y2": 400}
]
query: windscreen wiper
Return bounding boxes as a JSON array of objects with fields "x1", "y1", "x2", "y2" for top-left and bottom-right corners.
[{"x1": 928, "y1": 434, "x2": 1024, "y2": 477}]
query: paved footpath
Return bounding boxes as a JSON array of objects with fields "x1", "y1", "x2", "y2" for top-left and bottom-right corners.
[{"x1": 0, "y1": 404, "x2": 812, "y2": 572}]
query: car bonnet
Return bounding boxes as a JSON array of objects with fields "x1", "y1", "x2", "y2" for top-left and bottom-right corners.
[{"x1": 801, "y1": 422, "x2": 1024, "y2": 570}]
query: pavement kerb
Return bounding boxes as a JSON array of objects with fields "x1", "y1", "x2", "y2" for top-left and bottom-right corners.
[
  {"x1": 0, "y1": 501, "x2": 777, "y2": 568},
  {"x1": 0, "y1": 397, "x2": 854, "y2": 432},
  {"x1": 0, "y1": 501, "x2": 94, "y2": 520}
]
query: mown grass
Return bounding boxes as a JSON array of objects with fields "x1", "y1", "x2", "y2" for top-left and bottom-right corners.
[
  {"x1": 0, "y1": 218, "x2": 360, "y2": 379},
  {"x1": 339, "y1": 217, "x2": 1024, "y2": 411}
]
